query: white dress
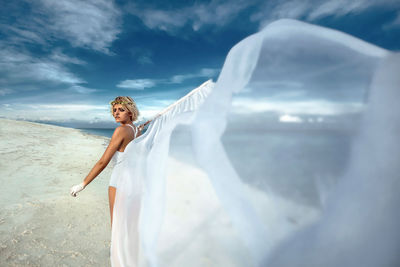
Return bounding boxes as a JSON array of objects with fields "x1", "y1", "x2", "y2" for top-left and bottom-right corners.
[
  {"x1": 110, "y1": 81, "x2": 214, "y2": 267},
  {"x1": 109, "y1": 124, "x2": 139, "y2": 188},
  {"x1": 110, "y1": 123, "x2": 143, "y2": 267}
]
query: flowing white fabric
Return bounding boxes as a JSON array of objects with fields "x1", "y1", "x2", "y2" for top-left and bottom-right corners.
[
  {"x1": 110, "y1": 80, "x2": 215, "y2": 267},
  {"x1": 190, "y1": 19, "x2": 399, "y2": 266},
  {"x1": 111, "y1": 18, "x2": 400, "y2": 267}
]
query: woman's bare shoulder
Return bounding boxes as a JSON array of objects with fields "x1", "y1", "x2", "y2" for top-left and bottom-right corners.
[
  {"x1": 112, "y1": 126, "x2": 127, "y2": 137},
  {"x1": 114, "y1": 125, "x2": 134, "y2": 135}
]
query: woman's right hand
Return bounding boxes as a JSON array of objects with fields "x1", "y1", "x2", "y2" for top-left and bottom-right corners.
[
  {"x1": 138, "y1": 120, "x2": 152, "y2": 132},
  {"x1": 70, "y1": 182, "x2": 86, "y2": 197}
]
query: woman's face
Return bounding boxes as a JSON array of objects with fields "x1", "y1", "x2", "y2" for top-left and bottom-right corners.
[{"x1": 113, "y1": 104, "x2": 132, "y2": 123}]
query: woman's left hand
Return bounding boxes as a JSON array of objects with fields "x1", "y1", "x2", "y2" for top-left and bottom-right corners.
[{"x1": 70, "y1": 182, "x2": 86, "y2": 197}]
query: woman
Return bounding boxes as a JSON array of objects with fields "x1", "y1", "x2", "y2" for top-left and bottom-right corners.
[
  {"x1": 69, "y1": 96, "x2": 151, "y2": 227},
  {"x1": 70, "y1": 81, "x2": 213, "y2": 266}
]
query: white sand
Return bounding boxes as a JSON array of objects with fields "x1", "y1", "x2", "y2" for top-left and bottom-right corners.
[
  {"x1": 0, "y1": 118, "x2": 112, "y2": 266},
  {"x1": 0, "y1": 118, "x2": 318, "y2": 267}
]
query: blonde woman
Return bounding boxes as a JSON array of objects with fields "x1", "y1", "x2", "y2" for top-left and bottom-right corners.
[
  {"x1": 70, "y1": 96, "x2": 151, "y2": 226},
  {"x1": 69, "y1": 80, "x2": 213, "y2": 266}
]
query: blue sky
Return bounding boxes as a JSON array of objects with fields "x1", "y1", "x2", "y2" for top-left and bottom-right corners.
[{"x1": 0, "y1": 0, "x2": 399, "y2": 127}]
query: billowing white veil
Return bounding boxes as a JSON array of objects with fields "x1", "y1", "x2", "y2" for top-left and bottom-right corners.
[{"x1": 111, "y1": 18, "x2": 400, "y2": 267}]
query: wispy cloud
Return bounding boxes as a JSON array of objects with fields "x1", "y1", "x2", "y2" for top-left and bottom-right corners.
[
  {"x1": 117, "y1": 68, "x2": 220, "y2": 90},
  {"x1": 49, "y1": 49, "x2": 86, "y2": 65},
  {"x1": 251, "y1": 0, "x2": 400, "y2": 27},
  {"x1": 307, "y1": 0, "x2": 399, "y2": 20},
  {"x1": 0, "y1": 46, "x2": 85, "y2": 86},
  {"x1": 0, "y1": 45, "x2": 98, "y2": 99},
  {"x1": 126, "y1": 0, "x2": 252, "y2": 34},
  {"x1": 279, "y1": 114, "x2": 303, "y2": 123},
  {"x1": 126, "y1": 0, "x2": 399, "y2": 36},
  {"x1": 37, "y1": 0, "x2": 122, "y2": 54},
  {"x1": 232, "y1": 97, "x2": 365, "y2": 115},
  {"x1": 0, "y1": 0, "x2": 121, "y2": 98},
  {"x1": 170, "y1": 68, "x2": 220, "y2": 83},
  {"x1": 129, "y1": 47, "x2": 154, "y2": 65},
  {"x1": 0, "y1": 88, "x2": 15, "y2": 96},
  {"x1": 137, "y1": 54, "x2": 154, "y2": 65},
  {"x1": 2, "y1": 0, "x2": 122, "y2": 54},
  {"x1": 117, "y1": 79, "x2": 157, "y2": 90},
  {"x1": 383, "y1": 11, "x2": 400, "y2": 30},
  {"x1": 0, "y1": 24, "x2": 47, "y2": 45},
  {"x1": 68, "y1": 85, "x2": 98, "y2": 94}
]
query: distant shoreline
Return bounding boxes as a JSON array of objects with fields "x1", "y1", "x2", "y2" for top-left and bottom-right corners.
[{"x1": 0, "y1": 117, "x2": 114, "y2": 138}]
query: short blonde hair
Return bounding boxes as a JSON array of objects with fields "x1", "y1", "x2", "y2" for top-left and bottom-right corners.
[{"x1": 110, "y1": 96, "x2": 140, "y2": 122}]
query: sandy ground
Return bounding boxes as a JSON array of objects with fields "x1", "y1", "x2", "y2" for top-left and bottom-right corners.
[
  {"x1": 0, "y1": 118, "x2": 112, "y2": 266},
  {"x1": 0, "y1": 118, "x2": 318, "y2": 267}
]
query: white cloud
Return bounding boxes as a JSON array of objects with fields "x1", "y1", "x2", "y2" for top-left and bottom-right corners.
[
  {"x1": 117, "y1": 79, "x2": 157, "y2": 90},
  {"x1": 0, "y1": 46, "x2": 85, "y2": 85},
  {"x1": 308, "y1": 0, "x2": 400, "y2": 20},
  {"x1": 37, "y1": 0, "x2": 121, "y2": 53},
  {"x1": 279, "y1": 114, "x2": 303, "y2": 123},
  {"x1": 252, "y1": 0, "x2": 400, "y2": 28},
  {"x1": 50, "y1": 50, "x2": 86, "y2": 65},
  {"x1": 2, "y1": 0, "x2": 122, "y2": 54},
  {"x1": 117, "y1": 68, "x2": 219, "y2": 90},
  {"x1": 232, "y1": 97, "x2": 365, "y2": 115},
  {"x1": 199, "y1": 68, "x2": 220, "y2": 76},
  {"x1": 126, "y1": 0, "x2": 399, "y2": 35},
  {"x1": 0, "y1": 0, "x2": 118, "y2": 96},
  {"x1": 191, "y1": 0, "x2": 251, "y2": 31},
  {"x1": 383, "y1": 11, "x2": 400, "y2": 30},
  {"x1": 0, "y1": 24, "x2": 46, "y2": 45},
  {"x1": 126, "y1": 0, "x2": 252, "y2": 34},
  {"x1": 134, "y1": 8, "x2": 187, "y2": 33},
  {"x1": 308, "y1": 0, "x2": 368, "y2": 19},
  {"x1": 137, "y1": 55, "x2": 153, "y2": 65},
  {"x1": 31, "y1": 62, "x2": 84, "y2": 84},
  {"x1": 250, "y1": 0, "x2": 309, "y2": 23},
  {"x1": 0, "y1": 88, "x2": 15, "y2": 96},
  {"x1": 170, "y1": 68, "x2": 220, "y2": 84},
  {"x1": 69, "y1": 85, "x2": 98, "y2": 94},
  {"x1": 0, "y1": 46, "x2": 97, "y2": 96},
  {"x1": 170, "y1": 75, "x2": 187, "y2": 84},
  {"x1": 129, "y1": 47, "x2": 154, "y2": 65}
]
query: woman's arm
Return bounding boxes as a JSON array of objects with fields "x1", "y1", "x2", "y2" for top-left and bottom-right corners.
[
  {"x1": 82, "y1": 127, "x2": 124, "y2": 187},
  {"x1": 71, "y1": 127, "x2": 125, "y2": 197}
]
